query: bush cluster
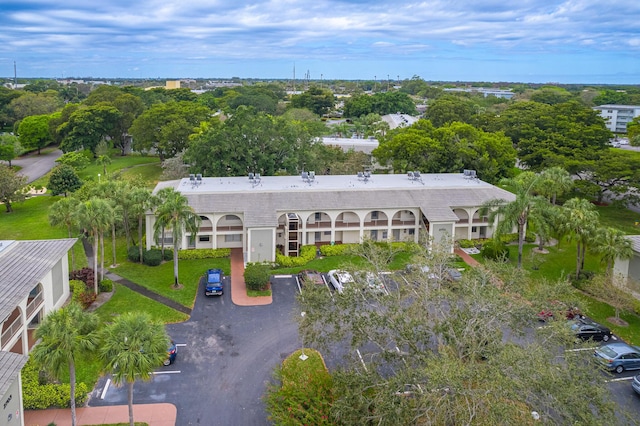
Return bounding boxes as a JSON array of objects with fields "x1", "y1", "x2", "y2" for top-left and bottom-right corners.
[
  {"x1": 276, "y1": 245, "x2": 316, "y2": 267},
  {"x1": 500, "y1": 232, "x2": 536, "y2": 244},
  {"x1": 143, "y1": 249, "x2": 163, "y2": 266},
  {"x1": 244, "y1": 263, "x2": 271, "y2": 291},
  {"x1": 480, "y1": 239, "x2": 510, "y2": 261},
  {"x1": 127, "y1": 246, "x2": 141, "y2": 262},
  {"x1": 99, "y1": 279, "x2": 113, "y2": 293},
  {"x1": 320, "y1": 244, "x2": 353, "y2": 256},
  {"x1": 22, "y1": 354, "x2": 89, "y2": 410},
  {"x1": 69, "y1": 278, "x2": 96, "y2": 309},
  {"x1": 69, "y1": 267, "x2": 95, "y2": 292},
  {"x1": 177, "y1": 248, "x2": 230, "y2": 260}
]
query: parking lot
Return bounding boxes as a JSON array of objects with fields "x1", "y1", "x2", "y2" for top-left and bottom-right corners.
[
  {"x1": 89, "y1": 270, "x2": 640, "y2": 423},
  {"x1": 89, "y1": 275, "x2": 301, "y2": 425}
]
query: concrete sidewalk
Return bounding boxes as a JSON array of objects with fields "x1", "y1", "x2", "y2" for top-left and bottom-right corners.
[
  {"x1": 229, "y1": 247, "x2": 272, "y2": 306},
  {"x1": 24, "y1": 403, "x2": 176, "y2": 426}
]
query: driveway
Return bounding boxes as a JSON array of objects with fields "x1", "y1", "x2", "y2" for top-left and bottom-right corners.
[
  {"x1": 89, "y1": 276, "x2": 301, "y2": 425},
  {"x1": 9, "y1": 148, "x2": 62, "y2": 183}
]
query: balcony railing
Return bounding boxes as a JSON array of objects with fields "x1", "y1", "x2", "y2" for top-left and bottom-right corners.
[
  {"x1": 1, "y1": 315, "x2": 23, "y2": 349},
  {"x1": 391, "y1": 219, "x2": 416, "y2": 226},
  {"x1": 455, "y1": 218, "x2": 489, "y2": 224},
  {"x1": 26, "y1": 291, "x2": 44, "y2": 318},
  {"x1": 216, "y1": 225, "x2": 243, "y2": 232},
  {"x1": 335, "y1": 221, "x2": 361, "y2": 228},
  {"x1": 363, "y1": 219, "x2": 389, "y2": 227},
  {"x1": 305, "y1": 221, "x2": 332, "y2": 229}
]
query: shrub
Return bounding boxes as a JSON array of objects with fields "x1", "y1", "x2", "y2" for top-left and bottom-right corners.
[
  {"x1": 99, "y1": 279, "x2": 113, "y2": 293},
  {"x1": 275, "y1": 245, "x2": 316, "y2": 267},
  {"x1": 69, "y1": 267, "x2": 95, "y2": 291},
  {"x1": 69, "y1": 280, "x2": 85, "y2": 304},
  {"x1": 320, "y1": 244, "x2": 353, "y2": 256},
  {"x1": 244, "y1": 263, "x2": 271, "y2": 291},
  {"x1": 177, "y1": 248, "x2": 230, "y2": 260},
  {"x1": 143, "y1": 249, "x2": 163, "y2": 266},
  {"x1": 163, "y1": 249, "x2": 174, "y2": 261},
  {"x1": 457, "y1": 239, "x2": 476, "y2": 249},
  {"x1": 22, "y1": 354, "x2": 89, "y2": 409},
  {"x1": 127, "y1": 246, "x2": 141, "y2": 262},
  {"x1": 480, "y1": 239, "x2": 509, "y2": 261},
  {"x1": 78, "y1": 291, "x2": 97, "y2": 309}
]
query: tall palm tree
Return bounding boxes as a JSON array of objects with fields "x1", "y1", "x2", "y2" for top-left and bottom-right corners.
[
  {"x1": 99, "y1": 312, "x2": 169, "y2": 426},
  {"x1": 49, "y1": 197, "x2": 81, "y2": 270},
  {"x1": 153, "y1": 188, "x2": 200, "y2": 288},
  {"x1": 153, "y1": 187, "x2": 174, "y2": 259},
  {"x1": 481, "y1": 172, "x2": 549, "y2": 268},
  {"x1": 560, "y1": 198, "x2": 600, "y2": 278},
  {"x1": 31, "y1": 303, "x2": 99, "y2": 426},
  {"x1": 593, "y1": 226, "x2": 634, "y2": 276},
  {"x1": 129, "y1": 186, "x2": 153, "y2": 262},
  {"x1": 538, "y1": 166, "x2": 573, "y2": 205},
  {"x1": 75, "y1": 197, "x2": 114, "y2": 293}
]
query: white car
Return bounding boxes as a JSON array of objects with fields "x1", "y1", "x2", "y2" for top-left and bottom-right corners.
[{"x1": 328, "y1": 270, "x2": 355, "y2": 293}]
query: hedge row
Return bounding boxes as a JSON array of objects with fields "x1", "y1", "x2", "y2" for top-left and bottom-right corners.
[
  {"x1": 276, "y1": 245, "x2": 316, "y2": 267},
  {"x1": 319, "y1": 241, "x2": 416, "y2": 257},
  {"x1": 22, "y1": 354, "x2": 89, "y2": 410},
  {"x1": 178, "y1": 248, "x2": 231, "y2": 260}
]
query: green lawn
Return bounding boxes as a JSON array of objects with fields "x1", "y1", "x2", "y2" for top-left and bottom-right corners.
[
  {"x1": 111, "y1": 258, "x2": 230, "y2": 308},
  {"x1": 574, "y1": 292, "x2": 640, "y2": 345},
  {"x1": 596, "y1": 204, "x2": 640, "y2": 235},
  {"x1": 77, "y1": 154, "x2": 160, "y2": 181},
  {"x1": 95, "y1": 284, "x2": 189, "y2": 324}
]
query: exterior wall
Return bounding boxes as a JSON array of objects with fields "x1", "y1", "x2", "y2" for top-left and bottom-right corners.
[
  {"x1": 431, "y1": 222, "x2": 454, "y2": 251},
  {"x1": 247, "y1": 228, "x2": 275, "y2": 262},
  {"x1": 594, "y1": 105, "x2": 640, "y2": 133},
  {"x1": 0, "y1": 375, "x2": 24, "y2": 426}
]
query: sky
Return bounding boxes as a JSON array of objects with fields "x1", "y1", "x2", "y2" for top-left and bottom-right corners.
[{"x1": 1, "y1": 0, "x2": 639, "y2": 84}]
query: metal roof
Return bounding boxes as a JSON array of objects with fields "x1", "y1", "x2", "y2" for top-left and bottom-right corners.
[
  {"x1": 153, "y1": 173, "x2": 515, "y2": 226},
  {"x1": 0, "y1": 239, "x2": 76, "y2": 323},
  {"x1": 0, "y1": 351, "x2": 28, "y2": 397}
]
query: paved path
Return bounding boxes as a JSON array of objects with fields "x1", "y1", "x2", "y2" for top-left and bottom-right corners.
[
  {"x1": 24, "y1": 403, "x2": 177, "y2": 426},
  {"x1": 8, "y1": 148, "x2": 62, "y2": 183},
  {"x1": 454, "y1": 248, "x2": 480, "y2": 267},
  {"x1": 81, "y1": 237, "x2": 192, "y2": 315},
  {"x1": 230, "y1": 247, "x2": 272, "y2": 306}
]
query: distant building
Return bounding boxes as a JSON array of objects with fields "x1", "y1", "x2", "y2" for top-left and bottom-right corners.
[
  {"x1": 614, "y1": 235, "x2": 640, "y2": 283},
  {"x1": 593, "y1": 104, "x2": 640, "y2": 133},
  {"x1": 166, "y1": 80, "x2": 181, "y2": 89},
  {"x1": 443, "y1": 87, "x2": 514, "y2": 99},
  {"x1": 381, "y1": 113, "x2": 419, "y2": 129},
  {"x1": 321, "y1": 137, "x2": 379, "y2": 155}
]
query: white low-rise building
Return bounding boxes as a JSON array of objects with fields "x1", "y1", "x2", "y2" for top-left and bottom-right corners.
[
  {"x1": 593, "y1": 104, "x2": 640, "y2": 133},
  {"x1": 147, "y1": 173, "x2": 514, "y2": 263}
]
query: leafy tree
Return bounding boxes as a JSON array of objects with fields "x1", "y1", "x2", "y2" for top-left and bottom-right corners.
[
  {"x1": 129, "y1": 101, "x2": 210, "y2": 161},
  {"x1": 153, "y1": 188, "x2": 200, "y2": 288},
  {"x1": 280, "y1": 108, "x2": 328, "y2": 137},
  {"x1": 48, "y1": 164, "x2": 83, "y2": 197},
  {"x1": 84, "y1": 85, "x2": 124, "y2": 105},
  {"x1": 295, "y1": 248, "x2": 618, "y2": 424},
  {"x1": 96, "y1": 155, "x2": 112, "y2": 176},
  {"x1": 481, "y1": 172, "x2": 549, "y2": 267},
  {"x1": 49, "y1": 197, "x2": 81, "y2": 270},
  {"x1": 593, "y1": 89, "x2": 629, "y2": 106},
  {"x1": 8, "y1": 92, "x2": 62, "y2": 124},
  {"x1": 529, "y1": 87, "x2": 574, "y2": 105},
  {"x1": 160, "y1": 151, "x2": 189, "y2": 180},
  {"x1": 18, "y1": 114, "x2": 53, "y2": 154},
  {"x1": 574, "y1": 150, "x2": 640, "y2": 207},
  {"x1": 99, "y1": 312, "x2": 169, "y2": 426},
  {"x1": 59, "y1": 104, "x2": 122, "y2": 155},
  {"x1": 24, "y1": 79, "x2": 61, "y2": 93},
  {"x1": 0, "y1": 133, "x2": 21, "y2": 166},
  {"x1": 398, "y1": 75, "x2": 429, "y2": 96},
  {"x1": 290, "y1": 86, "x2": 335, "y2": 116},
  {"x1": 56, "y1": 151, "x2": 91, "y2": 171},
  {"x1": 49, "y1": 103, "x2": 81, "y2": 145},
  {"x1": 0, "y1": 86, "x2": 22, "y2": 128},
  {"x1": 560, "y1": 198, "x2": 600, "y2": 278},
  {"x1": 112, "y1": 94, "x2": 144, "y2": 155},
  {"x1": 424, "y1": 95, "x2": 477, "y2": 127},
  {"x1": 0, "y1": 164, "x2": 27, "y2": 212},
  {"x1": 343, "y1": 92, "x2": 416, "y2": 118},
  {"x1": 31, "y1": 303, "x2": 99, "y2": 426},
  {"x1": 628, "y1": 117, "x2": 640, "y2": 146},
  {"x1": 538, "y1": 166, "x2": 573, "y2": 205},
  {"x1": 74, "y1": 197, "x2": 114, "y2": 292},
  {"x1": 373, "y1": 120, "x2": 516, "y2": 183}
]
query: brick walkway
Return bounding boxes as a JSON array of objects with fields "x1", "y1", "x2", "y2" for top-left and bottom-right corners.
[
  {"x1": 454, "y1": 248, "x2": 481, "y2": 267},
  {"x1": 229, "y1": 247, "x2": 272, "y2": 306},
  {"x1": 24, "y1": 403, "x2": 176, "y2": 426}
]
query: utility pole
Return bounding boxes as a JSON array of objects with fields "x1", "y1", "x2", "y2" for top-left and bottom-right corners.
[{"x1": 14, "y1": 61, "x2": 17, "y2": 87}]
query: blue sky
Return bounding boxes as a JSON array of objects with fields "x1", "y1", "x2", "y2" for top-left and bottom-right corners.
[{"x1": 1, "y1": 0, "x2": 639, "y2": 83}]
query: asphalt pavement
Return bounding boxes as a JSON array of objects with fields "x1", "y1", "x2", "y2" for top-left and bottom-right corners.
[
  {"x1": 89, "y1": 275, "x2": 301, "y2": 425},
  {"x1": 8, "y1": 148, "x2": 62, "y2": 183}
]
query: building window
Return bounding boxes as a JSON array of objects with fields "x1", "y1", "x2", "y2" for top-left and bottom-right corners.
[
  {"x1": 371, "y1": 230, "x2": 378, "y2": 239},
  {"x1": 226, "y1": 215, "x2": 238, "y2": 221},
  {"x1": 315, "y1": 232, "x2": 321, "y2": 240},
  {"x1": 315, "y1": 212, "x2": 321, "y2": 220},
  {"x1": 199, "y1": 235, "x2": 210, "y2": 242},
  {"x1": 408, "y1": 229, "x2": 415, "y2": 235},
  {"x1": 323, "y1": 231, "x2": 331, "y2": 236},
  {"x1": 472, "y1": 227, "x2": 477, "y2": 233},
  {"x1": 382, "y1": 231, "x2": 388, "y2": 239},
  {"x1": 371, "y1": 211, "x2": 379, "y2": 220},
  {"x1": 225, "y1": 234, "x2": 242, "y2": 242}
]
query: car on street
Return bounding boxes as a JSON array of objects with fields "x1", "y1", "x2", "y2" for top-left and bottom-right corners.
[
  {"x1": 328, "y1": 269, "x2": 355, "y2": 293},
  {"x1": 164, "y1": 341, "x2": 178, "y2": 366},
  {"x1": 570, "y1": 318, "x2": 612, "y2": 342},
  {"x1": 205, "y1": 268, "x2": 224, "y2": 296},
  {"x1": 594, "y1": 342, "x2": 640, "y2": 373}
]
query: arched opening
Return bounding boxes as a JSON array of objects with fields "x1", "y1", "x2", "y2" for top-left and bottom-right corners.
[{"x1": 216, "y1": 215, "x2": 244, "y2": 249}]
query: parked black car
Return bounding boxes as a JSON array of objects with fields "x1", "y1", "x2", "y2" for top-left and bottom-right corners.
[{"x1": 570, "y1": 318, "x2": 612, "y2": 342}]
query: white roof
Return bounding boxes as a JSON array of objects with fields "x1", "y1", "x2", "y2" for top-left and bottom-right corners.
[{"x1": 321, "y1": 137, "x2": 379, "y2": 154}]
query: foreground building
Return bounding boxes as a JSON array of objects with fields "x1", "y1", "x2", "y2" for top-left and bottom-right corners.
[
  {"x1": 147, "y1": 172, "x2": 514, "y2": 263},
  {"x1": 0, "y1": 238, "x2": 76, "y2": 426}
]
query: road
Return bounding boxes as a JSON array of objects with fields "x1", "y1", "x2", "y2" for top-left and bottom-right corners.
[
  {"x1": 89, "y1": 276, "x2": 301, "y2": 425},
  {"x1": 7, "y1": 148, "x2": 62, "y2": 183}
]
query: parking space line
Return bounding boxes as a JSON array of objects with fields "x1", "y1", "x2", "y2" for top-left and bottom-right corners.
[
  {"x1": 100, "y1": 378, "x2": 111, "y2": 399},
  {"x1": 565, "y1": 347, "x2": 598, "y2": 352},
  {"x1": 606, "y1": 376, "x2": 634, "y2": 383},
  {"x1": 152, "y1": 370, "x2": 181, "y2": 374},
  {"x1": 356, "y1": 349, "x2": 368, "y2": 372},
  {"x1": 176, "y1": 343, "x2": 187, "y2": 347},
  {"x1": 273, "y1": 274, "x2": 293, "y2": 278}
]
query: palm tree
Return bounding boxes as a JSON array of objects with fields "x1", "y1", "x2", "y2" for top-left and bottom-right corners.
[
  {"x1": 129, "y1": 187, "x2": 153, "y2": 262},
  {"x1": 99, "y1": 312, "x2": 169, "y2": 426},
  {"x1": 49, "y1": 197, "x2": 81, "y2": 270},
  {"x1": 538, "y1": 167, "x2": 573, "y2": 205},
  {"x1": 96, "y1": 154, "x2": 111, "y2": 176},
  {"x1": 560, "y1": 198, "x2": 600, "y2": 278},
  {"x1": 593, "y1": 226, "x2": 633, "y2": 276},
  {"x1": 153, "y1": 188, "x2": 200, "y2": 288},
  {"x1": 75, "y1": 197, "x2": 114, "y2": 293},
  {"x1": 481, "y1": 172, "x2": 549, "y2": 268},
  {"x1": 31, "y1": 303, "x2": 99, "y2": 426}
]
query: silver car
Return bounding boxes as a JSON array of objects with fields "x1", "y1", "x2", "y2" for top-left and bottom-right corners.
[{"x1": 594, "y1": 342, "x2": 640, "y2": 374}]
